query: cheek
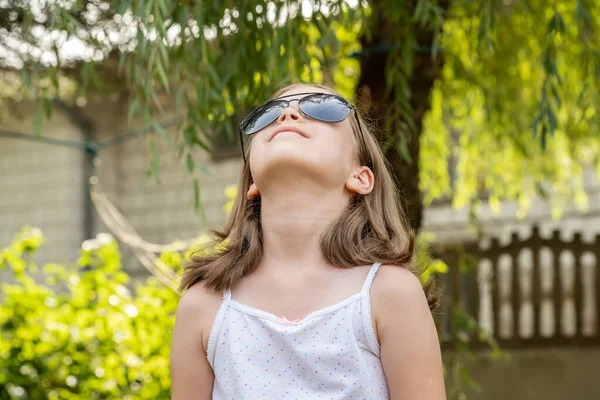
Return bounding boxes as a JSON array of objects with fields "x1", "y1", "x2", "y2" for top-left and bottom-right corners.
[
  {"x1": 319, "y1": 135, "x2": 349, "y2": 161},
  {"x1": 309, "y1": 128, "x2": 357, "y2": 178},
  {"x1": 322, "y1": 125, "x2": 357, "y2": 164}
]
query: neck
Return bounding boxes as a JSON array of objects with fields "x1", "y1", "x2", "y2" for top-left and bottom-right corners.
[{"x1": 257, "y1": 176, "x2": 351, "y2": 276}]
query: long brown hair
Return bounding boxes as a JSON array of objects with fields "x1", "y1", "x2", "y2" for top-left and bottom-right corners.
[{"x1": 179, "y1": 83, "x2": 439, "y2": 310}]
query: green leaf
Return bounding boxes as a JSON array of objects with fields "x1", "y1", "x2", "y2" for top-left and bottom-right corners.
[
  {"x1": 128, "y1": 99, "x2": 140, "y2": 125},
  {"x1": 550, "y1": 84, "x2": 561, "y2": 108},
  {"x1": 158, "y1": 42, "x2": 169, "y2": 68},
  {"x1": 575, "y1": 83, "x2": 588, "y2": 107},
  {"x1": 540, "y1": 124, "x2": 548, "y2": 151},
  {"x1": 116, "y1": 0, "x2": 130, "y2": 14},
  {"x1": 183, "y1": 126, "x2": 195, "y2": 148},
  {"x1": 156, "y1": 61, "x2": 170, "y2": 92},
  {"x1": 397, "y1": 136, "x2": 413, "y2": 164},
  {"x1": 176, "y1": 5, "x2": 187, "y2": 29},
  {"x1": 157, "y1": 0, "x2": 169, "y2": 17},
  {"x1": 118, "y1": 51, "x2": 128, "y2": 74},
  {"x1": 206, "y1": 63, "x2": 221, "y2": 87},
  {"x1": 194, "y1": 5, "x2": 204, "y2": 30},
  {"x1": 143, "y1": 0, "x2": 154, "y2": 18},
  {"x1": 193, "y1": 178, "x2": 200, "y2": 211},
  {"x1": 186, "y1": 153, "x2": 194, "y2": 173},
  {"x1": 547, "y1": 108, "x2": 557, "y2": 134},
  {"x1": 137, "y1": 27, "x2": 147, "y2": 58},
  {"x1": 151, "y1": 90, "x2": 166, "y2": 115},
  {"x1": 43, "y1": 98, "x2": 52, "y2": 118},
  {"x1": 532, "y1": 114, "x2": 541, "y2": 138},
  {"x1": 150, "y1": 140, "x2": 161, "y2": 183},
  {"x1": 196, "y1": 160, "x2": 214, "y2": 178}
]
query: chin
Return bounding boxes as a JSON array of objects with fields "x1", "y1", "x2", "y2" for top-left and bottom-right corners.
[
  {"x1": 255, "y1": 158, "x2": 342, "y2": 187},
  {"x1": 263, "y1": 154, "x2": 315, "y2": 169}
]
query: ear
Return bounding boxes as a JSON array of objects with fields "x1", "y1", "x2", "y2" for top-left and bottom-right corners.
[
  {"x1": 247, "y1": 182, "x2": 261, "y2": 200},
  {"x1": 345, "y1": 166, "x2": 374, "y2": 195}
]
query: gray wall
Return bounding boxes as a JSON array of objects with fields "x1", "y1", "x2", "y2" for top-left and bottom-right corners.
[{"x1": 0, "y1": 101, "x2": 86, "y2": 265}]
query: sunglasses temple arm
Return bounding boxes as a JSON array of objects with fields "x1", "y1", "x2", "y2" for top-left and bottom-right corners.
[
  {"x1": 353, "y1": 112, "x2": 366, "y2": 151},
  {"x1": 239, "y1": 127, "x2": 247, "y2": 164}
]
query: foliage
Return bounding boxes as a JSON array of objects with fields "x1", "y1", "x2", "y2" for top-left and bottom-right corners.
[
  {"x1": 421, "y1": 1, "x2": 600, "y2": 219},
  {"x1": 416, "y1": 231, "x2": 450, "y2": 283},
  {"x1": 2, "y1": 1, "x2": 599, "y2": 221},
  {"x1": 0, "y1": 227, "x2": 180, "y2": 399}
]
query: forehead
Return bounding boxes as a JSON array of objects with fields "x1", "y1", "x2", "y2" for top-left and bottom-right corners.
[{"x1": 274, "y1": 85, "x2": 331, "y2": 99}]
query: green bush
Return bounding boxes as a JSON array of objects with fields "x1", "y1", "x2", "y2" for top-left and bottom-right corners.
[{"x1": 0, "y1": 227, "x2": 181, "y2": 400}]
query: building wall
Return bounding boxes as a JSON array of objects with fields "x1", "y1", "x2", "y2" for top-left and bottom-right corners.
[{"x1": 0, "y1": 101, "x2": 86, "y2": 267}]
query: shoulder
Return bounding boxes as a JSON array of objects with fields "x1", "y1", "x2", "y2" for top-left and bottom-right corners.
[
  {"x1": 370, "y1": 264, "x2": 432, "y2": 339},
  {"x1": 175, "y1": 281, "x2": 225, "y2": 352},
  {"x1": 371, "y1": 264, "x2": 427, "y2": 304},
  {"x1": 178, "y1": 280, "x2": 224, "y2": 311}
]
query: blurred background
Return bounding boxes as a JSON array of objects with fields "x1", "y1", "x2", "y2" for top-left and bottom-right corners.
[{"x1": 1, "y1": 1, "x2": 599, "y2": 399}]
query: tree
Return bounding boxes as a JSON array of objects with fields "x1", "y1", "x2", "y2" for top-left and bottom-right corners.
[{"x1": 1, "y1": 0, "x2": 599, "y2": 231}]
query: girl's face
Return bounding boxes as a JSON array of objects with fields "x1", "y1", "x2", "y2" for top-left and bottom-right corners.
[{"x1": 248, "y1": 85, "x2": 360, "y2": 191}]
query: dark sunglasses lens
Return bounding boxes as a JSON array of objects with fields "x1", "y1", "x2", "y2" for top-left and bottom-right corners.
[
  {"x1": 242, "y1": 101, "x2": 286, "y2": 135},
  {"x1": 299, "y1": 95, "x2": 351, "y2": 122}
]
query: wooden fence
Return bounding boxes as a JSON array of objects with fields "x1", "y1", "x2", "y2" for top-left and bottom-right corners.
[{"x1": 436, "y1": 226, "x2": 600, "y2": 349}]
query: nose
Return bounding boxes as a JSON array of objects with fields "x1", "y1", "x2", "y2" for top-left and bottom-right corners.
[{"x1": 277, "y1": 104, "x2": 302, "y2": 123}]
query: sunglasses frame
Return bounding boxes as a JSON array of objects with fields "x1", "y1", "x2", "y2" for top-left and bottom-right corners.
[{"x1": 237, "y1": 92, "x2": 370, "y2": 167}]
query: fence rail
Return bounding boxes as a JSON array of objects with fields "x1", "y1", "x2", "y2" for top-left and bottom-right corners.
[{"x1": 436, "y1": 226, "x2": 600, "y2": 349}]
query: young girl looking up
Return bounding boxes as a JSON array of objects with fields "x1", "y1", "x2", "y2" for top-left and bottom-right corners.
[{"x1": 171, "y1": 83, "x2": 446, "y2": 399}]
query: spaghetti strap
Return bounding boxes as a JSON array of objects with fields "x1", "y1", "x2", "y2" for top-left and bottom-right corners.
[
  {"x1": 361, "y1": 262, "x2": 382, "y2": 295},
  {"x1": 360, "y1": 262, "x2": 382, "y2": 356}
]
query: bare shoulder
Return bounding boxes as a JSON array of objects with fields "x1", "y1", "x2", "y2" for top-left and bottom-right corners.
[
  {"x1": 370, "y1": 264, "x2": 431, "y2": 339},
  {"x1": 175, "y1": 281, "x2": 224, "y2": 352},
  {"x1": 371, "y1": 264, "x2": 427, "y2": 303},
  {"x1": 178, "y1": 281, "x2": 224, "y2": 312}
]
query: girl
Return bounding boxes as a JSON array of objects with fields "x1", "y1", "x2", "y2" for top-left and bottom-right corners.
[{"x1": 171, "y1": 83, "x2": 446, "y2": 399}]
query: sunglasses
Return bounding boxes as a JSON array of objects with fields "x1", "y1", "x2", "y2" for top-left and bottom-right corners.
[{"x1": 238, "y1": 92, "x2": 369, "y2": 166}]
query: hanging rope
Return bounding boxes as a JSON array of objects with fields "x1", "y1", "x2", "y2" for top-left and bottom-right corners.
[
  {"x1": 1, "y1": 118, "x2": 209, "y2": 292},
  {"x1": 89, "y1": 177, "x2": 210, "y2": 293}
]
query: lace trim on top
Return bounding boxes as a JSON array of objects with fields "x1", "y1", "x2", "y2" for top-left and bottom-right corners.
[{"x1": 228, "y1": 293, "x2": 362, "y2": 325}]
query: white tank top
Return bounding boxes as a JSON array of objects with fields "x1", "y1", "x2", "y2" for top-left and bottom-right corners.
[{"x1": 207, "y1": 262, "x2": 389, "y2": 399}]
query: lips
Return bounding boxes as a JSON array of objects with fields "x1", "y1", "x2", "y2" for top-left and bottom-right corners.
[{"x1": 269, "y1": 126, "x2": 308, "y2": 141}]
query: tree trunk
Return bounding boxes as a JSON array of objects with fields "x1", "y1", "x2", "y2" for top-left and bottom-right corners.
[{"x1": 356, "y1": 4, "x2": 444, "y2": 233}]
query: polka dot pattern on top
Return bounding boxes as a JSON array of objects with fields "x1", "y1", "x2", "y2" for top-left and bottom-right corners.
[{"x1": 207, "y1": 262, "x2": 389, "y2": 399}]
